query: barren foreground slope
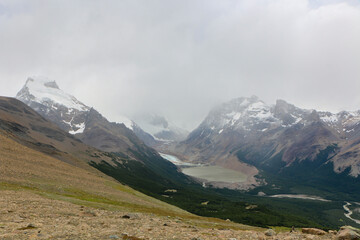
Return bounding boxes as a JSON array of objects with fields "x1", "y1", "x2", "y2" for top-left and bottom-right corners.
[{"x1": 0, "y1": 132, "x2": 346, "y2": 239}]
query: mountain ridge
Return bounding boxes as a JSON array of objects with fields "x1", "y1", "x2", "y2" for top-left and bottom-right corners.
[{"x1": 168, "y1": 96, "x2": 360, "y2": 193}]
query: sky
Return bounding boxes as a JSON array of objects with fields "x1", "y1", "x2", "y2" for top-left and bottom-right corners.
[{"x1": 0, "y1": 0, "x2": 360, "y2": 131}]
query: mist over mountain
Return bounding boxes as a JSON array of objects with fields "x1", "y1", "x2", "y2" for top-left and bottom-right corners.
[
  {"x1": 1, "y1": 1, "x2": 360, "y2": 131},
  {"x1": 133, "y1": 113, "x2": 189, "y2": 142}
]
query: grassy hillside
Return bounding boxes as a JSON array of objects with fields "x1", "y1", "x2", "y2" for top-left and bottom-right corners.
[{"x1": 0, "y1": 131, "x2": 262, "y2": 230}]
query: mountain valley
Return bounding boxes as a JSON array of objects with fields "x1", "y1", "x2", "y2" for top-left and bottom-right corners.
[
  {"x1": 1, "y1": 77, "x2": 360, "y2": 238},
  {"x1": 165, "y1": 96, "x2": 360, "y2": 199}
]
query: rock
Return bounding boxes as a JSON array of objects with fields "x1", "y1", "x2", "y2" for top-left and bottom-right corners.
[
  {"x1": 257, "y1": 235, "x2": 266, "y2": 240},
  {"x1": 302, "y1": 228, "x2": 327, "y2": 235},
  {"x1": 339, "y1": 226, "x2": 360, "y2": 234},
  {"x1": 336, "y1": 226, "x2": 360, "y2": 240},
  {"x1": 109, "y1": 235, "x2": 119, "y2": 239},
  {"x1": 228, "y1": 238, "x2": 237, "y2": 240},
  {"x1": 283, "y1": 237, "x2": 294, "y2": 240},
  {"x1": 265, "y1": 229, "x2": 276, "y2": 236},
  {"x1": 18, "y1": 223, "x2": 37, "y2": 230},
  {"x1": 27, "y1": 223, "x2": 36, "y2": 229},
  {"x1": 82, "y1": 210, "x2": 97, "y2": 217},
  {"x1": 245, "y1": 205, "x2": 257, "y2": 210},
  {"x1": 329, "y1": 230, "x2": 338, "y2": 235}
]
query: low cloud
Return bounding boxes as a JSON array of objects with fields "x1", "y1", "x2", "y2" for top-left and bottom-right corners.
[{"x1": 0, "y1": 0, "x2": 360, "y2": 130}]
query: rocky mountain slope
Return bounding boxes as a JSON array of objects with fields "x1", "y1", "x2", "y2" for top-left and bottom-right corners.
[
  {"x1": 16, "y1": 77, "x2": 165, "y2": 161},
  {"x1": 172, "y1": 96, "x2": 360, "y2": 194},
  {"x1": 0, "y1": 95, "x2": 193, "y2": 192}
]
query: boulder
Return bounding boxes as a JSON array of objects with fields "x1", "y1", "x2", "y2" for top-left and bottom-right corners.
[
  {"x1": 339, "y1": 226, "x2": 360, "y2": 234},
  {"x1": 302, "y1": 228, "x2": 327, "y2": 235},
  {"x1": 265, "y1": 229, "x2": 276, "y2": 236},
  {"x1": 336, "y1": 226, "x2": 360, "y2": 240}
]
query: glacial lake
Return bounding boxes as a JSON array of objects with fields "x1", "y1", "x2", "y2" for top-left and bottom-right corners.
[
  {"x1": 182, "y1": 166, "x2": 248, "y2": 183},
  {"x1": 160, "y1": 153, "x2": 247, "y2": 183}
]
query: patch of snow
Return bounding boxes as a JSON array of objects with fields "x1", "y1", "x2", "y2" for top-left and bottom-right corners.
[
  {"x1": 320, "y1": 114, "x2": 338, "y2": 124},
  {"x1": 69, "y1": 122, "x2": 86, "y2": 134},
  {"x1": 218, "y1": 129, "x2": 223, "y2": 134},
  {"x1": 290, "y1": 114, "x2": 302, "y2": 125},
  {"x1": 247, "y1": 101, "x2": 267, "y2": 111},
  {"x1": 252, "y1": 109, "x2": 272, "y2": 120}
]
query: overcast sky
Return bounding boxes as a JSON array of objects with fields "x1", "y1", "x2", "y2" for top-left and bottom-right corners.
[{"x1": 1, "y1": 0, "x2": 360, "y2": 130}]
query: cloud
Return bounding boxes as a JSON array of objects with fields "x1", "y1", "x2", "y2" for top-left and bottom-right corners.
[{"x1": 0, "y1": 0, "x2": 360, "y2": 130}]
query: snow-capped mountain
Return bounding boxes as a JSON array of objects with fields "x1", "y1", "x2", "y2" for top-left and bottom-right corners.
[
  {"x1": 15, "y1": 77, "x2": 159, "y2": 159},
  {"x1": 133, "y1": 113, "x2": 189, "y2": 142},
  {"x1": 16, "y1": 76, "x2": 135, "y2": 134},
  {"x1": 319, "y1": 110, "x2": 360, "y2": 139},
  {"x1": 174, "y1": 96, "x2": 360, "y2": 179},
  {"x1": 16, "y1": 77, "x2": 90, "y2": 134},
  {"x1": 199, "y1": 96, "x2": 312, "y2": 135},
  {"x1": 194, "y1": 95, "x2": 360, "y2": 138}
]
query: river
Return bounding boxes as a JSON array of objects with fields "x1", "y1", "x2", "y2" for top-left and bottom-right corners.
[{"x1": 343, "y1": 202, "x2": 360, "y2": 225}]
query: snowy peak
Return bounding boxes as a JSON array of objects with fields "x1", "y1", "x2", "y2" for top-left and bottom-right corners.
[
  {"x1": 203, "y1": 96, "x2": 278, "y2": 133},
  {"x1": 319, "y1": 110, "x2": 360, "y2": 138},
  {"x1": 273, "y1": 99, "x2": 309, "y2": 126},
  {"x1": 17, "y1": 76, "x2": 89, "y2": 112},
  {"x1": 194, "y1": 95, "x2": 360, "y2": 142},
  {"x1": 16, "y1": 76, "x2": 150, "y2": 137},
  {"x1": 201, "y1": 96, "x2": 325, "y2": 135},
  {"x1": 25, "y1": 76, "x2": 60, "y2": 89},
  {"x1": 16, "y1": 76, "x2": 91, "y2": 135}
]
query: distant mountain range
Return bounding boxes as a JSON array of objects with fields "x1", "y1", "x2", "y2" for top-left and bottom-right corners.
[
  {"x1": 171, "y1": 96, "x2": 360, "y2": 197},
  {"x1": 16, "y1": 76, "x2": 188, "y2": 148}
]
